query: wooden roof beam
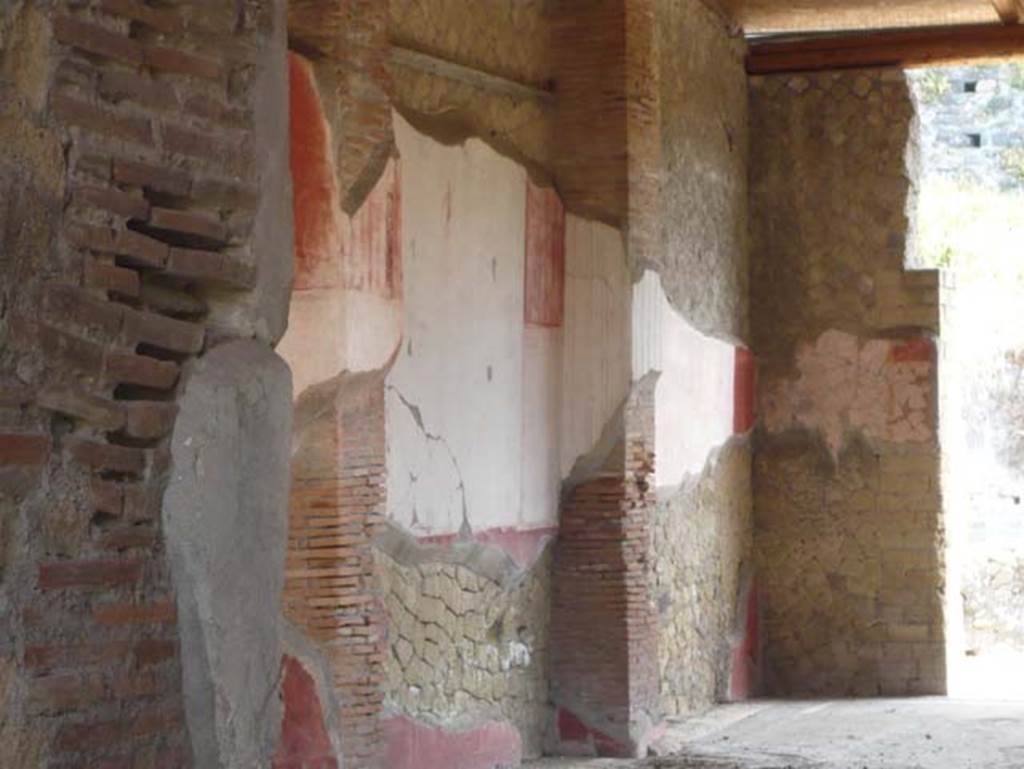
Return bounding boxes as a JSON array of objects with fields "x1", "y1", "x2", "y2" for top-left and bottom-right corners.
[{"x1": 748, "y1": 24, "x2": 1024, "y2": 75}]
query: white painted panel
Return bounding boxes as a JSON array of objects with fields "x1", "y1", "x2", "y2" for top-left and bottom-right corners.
[
  {"x1": 387, "y1": 114, "x2": 528, "y2": 536},
  {"x1": 632, "y1": 269, "x2": 664, "y2": 380},
  {"x1": 521, "y1": 326, "x2": 562, "y2": 529},
  {"x1": 278, "y1": 289, "x2": 401, "y2": 397},
  {"x1": 644, "y1": 271, "x2": 736, "y2": 488},
  {"x1": 560, "y1": 216, "x2": 631, "y2": 478}
]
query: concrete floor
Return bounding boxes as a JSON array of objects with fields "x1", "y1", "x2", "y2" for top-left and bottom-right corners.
[{"x1": 530, "y1": 698, "x2": 1024, "y2": 768}]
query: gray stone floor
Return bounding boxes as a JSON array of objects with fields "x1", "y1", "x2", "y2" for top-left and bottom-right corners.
[{"x1": 529, "y1": 698, "x2": 1024, "y2": 768}]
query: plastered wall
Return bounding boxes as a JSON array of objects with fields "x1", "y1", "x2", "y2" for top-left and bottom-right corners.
[
  {"x1": 386, "y1": 113, "x2": 547, "y2": 537},
  {"x1": 644, "y1": 0, "x2": 757, "y2": 717},
  {"x1": 750, "y1": 69, "x2": 946, "y2": 697},
  {"x1": 381, "y1": 113, "x2": 639, "y2": 764}
]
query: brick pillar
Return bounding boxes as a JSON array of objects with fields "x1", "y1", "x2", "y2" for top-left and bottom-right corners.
[
  {"x1": 284, "y1": 371, "x2": 388, "y2": 769},
  {"x1": 1, "y1": 2, "x2": 284, "y2": 766},
  {"x1": 548, "y1": 0, "x2": 662, "y2": 758},
  {"x1": 550, "y1": 374, "x2": 660, "y2": 757}
]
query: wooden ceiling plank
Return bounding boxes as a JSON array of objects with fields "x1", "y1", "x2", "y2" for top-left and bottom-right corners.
[{"x1": 748, "y1": 23, "x2": 1024, "y2": 74}]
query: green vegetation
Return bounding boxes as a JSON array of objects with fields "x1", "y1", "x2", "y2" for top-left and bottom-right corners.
[
  {"x1": 1010, "y1": 62, "x2": 1024, "y2": 90},
  {"x1": 913, "y1": 178, "x2": 1024, "y2": 282},
  {"x1": 915, "y1": 70, "x2": 950, "y2": 104},
  {"x1": 1001, "y1": 148, "x2": 1024, "y2": 183}
]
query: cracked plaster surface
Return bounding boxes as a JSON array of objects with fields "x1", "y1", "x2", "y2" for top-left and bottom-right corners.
[
  {"x1": 761, "y1": 329, "x2": 934, "y2": 457},
  {"x1": 388, "y1": 384, "x2": 471, "y2": 535}
]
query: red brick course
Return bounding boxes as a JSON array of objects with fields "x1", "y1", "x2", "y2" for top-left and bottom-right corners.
[
  {"x1": 9, "y1": 3, "x2": 272, "y2": 766},
  {"x1": 551, "y1": 378, "x2": 661, "y2": 757},
  {"x1": 285, "y1": 372, "x2": 387, "y2": 769}
]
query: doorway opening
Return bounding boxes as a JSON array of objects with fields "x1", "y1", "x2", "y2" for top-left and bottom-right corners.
[{"x1": 908, "y1": 60, "x2": 1024, "y2": 700}]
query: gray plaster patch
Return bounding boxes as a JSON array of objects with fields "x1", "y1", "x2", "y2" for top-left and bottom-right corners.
[
  {"x1": 163, "y1": 340, "x2": 292, "y2": 769},
  {"x1": 206, "y1": 0, "x2": 293, "y2": 345},
  {"x1": 374, "y1": 520, "x2": 527, "y2": 589}
]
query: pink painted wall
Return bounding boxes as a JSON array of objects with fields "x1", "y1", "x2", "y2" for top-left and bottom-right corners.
[
  {"x1": 382, "y1": 715, "x2": 521, "y2": 769},
  {"x1": 279, "y1": 54, "x2": 402, "y2": 394},
  {"x1": 273, "y1": 656, "x2": 339, "y2": 769},
  {"x1": 762, "y1": 329, "x2": 935, "y2": 455}
]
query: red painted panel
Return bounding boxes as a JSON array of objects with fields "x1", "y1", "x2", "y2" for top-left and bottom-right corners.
[
  {"x1": 554, "y1": 707, "x2": 630, "y2": 758},
  {"x1": 346, "y1": 160, "x2": 402, "y2": 299},
  {"x1": 524, "y1": 181, "x2": 566, "y2": 328},
  {"x1": 734, "y1": 347, "x2": 757, "y2": 434},
  {"x1": 289, "y1": 53, "x2": 343, "y2": 291},
  {"x1": 889, "y1": 337, "x2": 934, "y2": 363},
  {"x1": 273, "y1": 656, "x2": 339, "y2": 769},
  {"x1": 382, "y1": 714, "x2": 521, "y2": 769}
]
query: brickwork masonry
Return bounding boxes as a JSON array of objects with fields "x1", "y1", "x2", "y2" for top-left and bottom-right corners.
[{"x1": 1, "y1": 1, "x2": 290, "y2": 766}]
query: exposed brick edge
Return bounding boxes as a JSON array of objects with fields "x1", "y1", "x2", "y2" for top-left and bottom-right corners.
[
  {"x1": 550, "y1": 373, "x2": 662, "y2": 758},
  {"x1": 285, "y1": 367, "x2": 388, "y2": 769},
  {"x1": 10, "y1": 3, "x2": 273, "y2": 765}
]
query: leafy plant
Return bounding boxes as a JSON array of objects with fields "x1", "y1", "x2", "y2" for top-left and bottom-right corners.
[
  {"x1": 1010, "y1": 62, "x2": 1024, "y2": 90},
  {"x1": 916, "y1": 70, "x2": 951, "y2": 104},
  {"x1": 1002, "y1": 148, "x2": 1024, "y2": 182}
]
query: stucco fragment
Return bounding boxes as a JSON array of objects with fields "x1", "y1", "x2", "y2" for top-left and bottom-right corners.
[
  {"x1": 762, "y1": 329, "x2": 935, "y2": 456},
  {"x1": 163, "y1": 341, "x2": 292, "y2": 768}
]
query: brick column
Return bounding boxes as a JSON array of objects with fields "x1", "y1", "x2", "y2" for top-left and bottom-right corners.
[
  {"x1": 548, "y1": 0, "x2": 663, "y2": 757},
  {"x1": 1, "y1": 2, "x2": 285, "y2": 766},
  {"x1": 284, "y1": 371, "x2": 388, "y2": 769}
]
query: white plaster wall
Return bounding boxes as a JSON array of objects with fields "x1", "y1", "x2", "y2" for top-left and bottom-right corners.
[
  {"x1": 278, "y1": 160, "x2": 403, "y2": 396},
  {"x1": 279, "y1": 290, "x2": 401, "y2": 396},
  {"x1": 560, "y1": 216, "x2": 632, "y2": 478},
  {"x1": 387, "y1": 114, "x2": 534, "y2": 536},
  {"x1": 521, "y1": 326, "x2": 562, "y2": 529},
  {"x1": 633, "y1": 271, "x2": 735, "y2": 489}
]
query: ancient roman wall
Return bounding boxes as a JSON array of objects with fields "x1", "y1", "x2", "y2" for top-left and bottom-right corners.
[
  {"x1": 278, "y1": 32, "x2": 395, "y2": 767},
  {"x1": 389, "y1": 0, "x2": 553, "y2": 176},
  {"x1": 0, "y1": 2, "x2": 294, "y2": 768},
  {"x1": 643, "y1": 0, "x2": 757, "y2": 718},
  {"x1": 1, "y1": 2, "x2": 773, "y2": 767},
  {"x1": 376, "y1": 114, "x2": 566, "y2": 766},
  {"x1": 749, "y1": 69, "x2": 946, "y2": 697}
]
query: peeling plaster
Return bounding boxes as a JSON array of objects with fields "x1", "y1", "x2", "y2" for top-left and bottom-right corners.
[
  {"x1": 632, "y1": 270, "x2": 738, "y2": 489},
  {"x1": 762, "y1": 329, "x2": 935, "y2": 456}
]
